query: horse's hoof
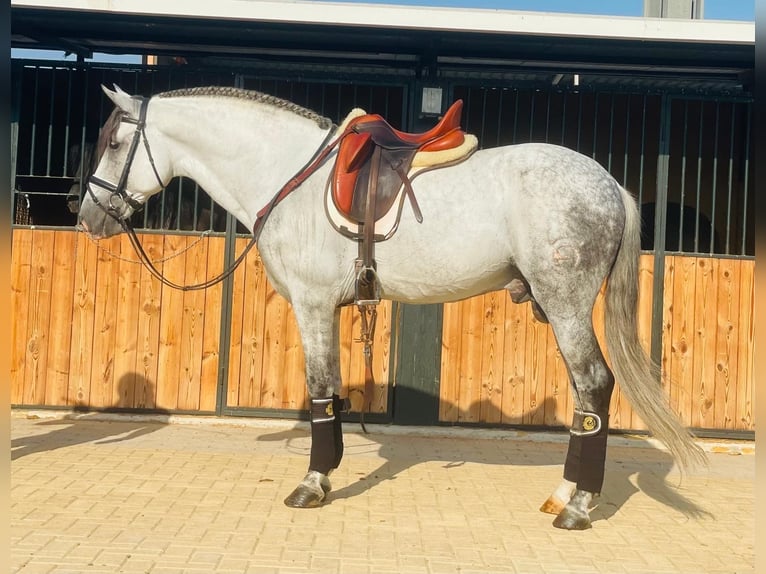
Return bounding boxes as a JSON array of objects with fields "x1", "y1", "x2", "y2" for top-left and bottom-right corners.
[
  {"x1": 552, "y1": 508, "x2": 592, "y2": 530},
  {"x1": 283, "y1": 472, "x2": 332, "y2": 508},
  {"x1": 539, "y1": 495, "x2": 567, "y2": 515},
  {"x1": 284, "y1": 484, "x2": 326, "y2": 508}
]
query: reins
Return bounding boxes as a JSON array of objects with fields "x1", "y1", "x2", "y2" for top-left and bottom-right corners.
[{"x1": 85, "y1": 96, "x2": 344, "y2": 291}]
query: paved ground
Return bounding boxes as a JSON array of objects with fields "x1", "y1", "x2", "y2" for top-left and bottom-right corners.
[{"x1": 11, "y1": 411, "x2": 754, "y2": 574}]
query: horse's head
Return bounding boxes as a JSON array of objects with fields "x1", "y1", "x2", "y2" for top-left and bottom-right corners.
[{"x1": 78, "y1": 85, "x2": 171, "y2": 238}]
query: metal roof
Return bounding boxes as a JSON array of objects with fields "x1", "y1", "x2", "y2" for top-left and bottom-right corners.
[{"x1": 11, "y1": 0, "x2": 754, "y2": 92}]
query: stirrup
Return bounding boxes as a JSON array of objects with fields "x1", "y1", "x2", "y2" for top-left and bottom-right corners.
[{"x1": 355, "y1": 263, "x2": 380, "y2": 305}]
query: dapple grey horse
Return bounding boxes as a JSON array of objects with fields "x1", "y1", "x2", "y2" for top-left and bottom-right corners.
[{"x1": 78, "y1": 85, "x2": 705, "y2": 530}]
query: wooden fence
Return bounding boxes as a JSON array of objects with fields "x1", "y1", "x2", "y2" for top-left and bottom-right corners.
[
  {"x1": 439, "y1": 255, "x2": 754, "y2": 431},
  {"x1": 10, "y1": 229, "x2": 390, "y2": 414},
  {"x1": 11, "y1": 228, "x2": 754, "y2": 432}
]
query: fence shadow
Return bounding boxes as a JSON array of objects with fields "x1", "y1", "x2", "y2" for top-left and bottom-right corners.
[{"x1": 11, "y1": 373, "x2": 170, "y2": 461}]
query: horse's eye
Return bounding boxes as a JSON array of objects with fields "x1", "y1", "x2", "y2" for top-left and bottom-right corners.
[{"x1": 109, "y1": 140, "x2": 120, "y2": 150}]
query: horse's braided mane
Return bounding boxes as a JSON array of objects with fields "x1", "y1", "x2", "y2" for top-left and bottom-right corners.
[{"x1": 157, "y1": 86, "x2": 333, "y2": 130}]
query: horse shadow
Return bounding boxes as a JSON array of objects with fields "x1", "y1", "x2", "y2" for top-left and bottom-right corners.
[
  {"x1": 256, "y1": 394, "x2": 710, "y2": 525},
  {"x1": 11, "y1": 373, "x2": 170, "y2": 461}
]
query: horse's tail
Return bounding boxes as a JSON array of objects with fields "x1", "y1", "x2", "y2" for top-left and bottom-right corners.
[{"x1": 604, "y1": 186, "x2": 707, "y2": 471}]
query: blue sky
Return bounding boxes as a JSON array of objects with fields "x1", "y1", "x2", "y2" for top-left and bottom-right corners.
[
  {"x1": 12, "y1": 0, "x2": 754, "y2": 63},
  {"x1": 330, "y1": 0, "x2": 754, "y2": 20}
]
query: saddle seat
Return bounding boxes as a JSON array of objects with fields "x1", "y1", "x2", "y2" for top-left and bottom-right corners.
[{"x1": 332, "y1": 100, "x2": 472, "y2": 225}]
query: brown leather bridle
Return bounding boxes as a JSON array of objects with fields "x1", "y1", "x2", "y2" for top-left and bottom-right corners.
[{"x1": 85, "y1": 95, "x2": 342, "y2": 291}]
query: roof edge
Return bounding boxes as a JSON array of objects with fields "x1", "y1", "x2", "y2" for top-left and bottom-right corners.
[{"x1": 10, "y1": 0, "x2": 756, "y2": 45}]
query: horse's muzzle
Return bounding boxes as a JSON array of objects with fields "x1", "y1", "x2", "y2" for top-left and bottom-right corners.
[{"x1": 78, "y1": 199, "x2": 125, "y2": 239}]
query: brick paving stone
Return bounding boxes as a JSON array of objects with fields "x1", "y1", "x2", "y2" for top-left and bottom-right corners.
[{"x1": 11, "y1": 412, "x2": 754, "y2": 574}]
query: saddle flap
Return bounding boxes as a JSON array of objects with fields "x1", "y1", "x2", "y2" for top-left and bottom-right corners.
[{"x1": 333, "y1": 131, "x2": 374, "y2": 214}]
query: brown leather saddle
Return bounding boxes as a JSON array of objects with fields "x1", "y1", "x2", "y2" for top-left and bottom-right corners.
[
  {"x1": 331, "y1": 99, "x2": 466, "y2": 228},
  {"x1": 327, "y1": 100, "x2": 469, "y2": 305}
]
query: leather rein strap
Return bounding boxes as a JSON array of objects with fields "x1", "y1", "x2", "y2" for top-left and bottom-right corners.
[{"x1": 86, "y1": 95, "x2": 342, "y2": 291}]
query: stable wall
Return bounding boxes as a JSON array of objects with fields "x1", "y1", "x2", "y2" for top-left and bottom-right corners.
[{"x1": 11, "y1": 228, "x2": 754, "y2": 433}]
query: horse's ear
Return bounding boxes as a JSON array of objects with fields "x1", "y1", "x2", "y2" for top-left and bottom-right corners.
[{"x1": 101, "y1": 84, "x2": 141, "y2": 117}]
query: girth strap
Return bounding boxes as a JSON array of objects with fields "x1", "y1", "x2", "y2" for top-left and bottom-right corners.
[{"x1": 356, "y1": 303, "x2": 378, "y2": 433}]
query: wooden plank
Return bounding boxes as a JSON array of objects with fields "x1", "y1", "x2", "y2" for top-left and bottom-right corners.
[
  {"x1": 225, "y1": 238, "x2": 249, "y2": 407},
  {"x1": 667, "y1": 256, "x2": 697, "y2": 428},
  {"x1": 438, "y1": 301, "x2": 462, "y2": 422},
  {"x1": 260, "y1": 286, "x2": 290, "y2": 409},
  {"x1": 112, "y1": 234, "x2": 142, "y2": 408},
  {"x1": 500, "y1": 297, "x2": 527, "y2": 425},
  {"x1": 631, "y1": 254, "x2": 654, "y2": 430},
  {"x1": 45, "y1": 231, "x2": 77, "y2": 406},
  {"x1": 338, "y1": 305, "x2": 356, "y2": 407},
  {"x1": 155, "y1": 234, "x2": 187, "y2": 410},
  {"x1": 524, "y1": 308, "x2": 548, "y2": 425},
  {"x1": 88, "y1": 236, "x2": 122, "y2": 408},
  {"x1": 199, "y1": 236, "x2": 225, "y2": 412},
  {"x1": 457, "y1": 295, "x2": 484, "y2": 422},
  {"x1": 713, "y1": 258, "x2": 740, "y2": 429},
  {"x1": 133, "y1": 233, "x2": 163, "y2": 409},
  {"x1": 371, "y1": 301, "x2": 392, "y2": 414},
  {"x1": 23, "y1": 230, "x2": 56, "y2": 405},
  {"x1": 11, "y1": 229, "x2": 34, "y2": 404},
  {"x1": 280, "y1": 304, "x2": 307, "y2": 410},
  {"x1": 68, "y1": 232, "x2": 99, "y2": 407},
  {"x1": 735, "y1": 260, "x2": 754, "y2": 430},
  {"x1": 236, "y1": 246, "x2": 268, "y2": 408},
  {"x1": 480, "y1": 291, "x2": 505, "y2": 424},
  {"x1": 177, "y1": 236, "x2": 208, "y2": 411},
  {"x1": 691, "y1": 257, "x2": 719, "y2": 429}
]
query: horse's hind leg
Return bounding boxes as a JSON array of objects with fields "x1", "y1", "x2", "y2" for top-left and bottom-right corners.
[
  {"x1": 539, "y1": 312, "x2": 615, "y2": 530},
  {"x1": 284, "y1": 305, "x2": 345, "y2": 508}
]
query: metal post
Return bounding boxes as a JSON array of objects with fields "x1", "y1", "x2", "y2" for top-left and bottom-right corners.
[
  {"x1": 650, "y1": 95, "x2": 672, "y2": 365},
  {"x1": 213, "y1": 73, "x2": 247, "y2": 416}
]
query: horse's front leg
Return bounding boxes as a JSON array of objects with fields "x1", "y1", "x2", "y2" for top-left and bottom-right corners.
[{"x1": 284, "y1": 305, "x2": 345, "y2": 508}]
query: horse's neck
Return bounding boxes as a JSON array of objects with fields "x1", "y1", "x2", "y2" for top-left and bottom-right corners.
[{"x1": 151, "y1": 97, "x2": 331, "y2": 229}]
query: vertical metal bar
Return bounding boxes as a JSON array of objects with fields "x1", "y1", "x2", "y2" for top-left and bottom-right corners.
[
  {"x1": 495, "y1": 88, "x2": 503, "y2": 147},
  {"x1": 30, "y1": 67, "x2": 39, "y2": 175},
  {"x1": 528, "y1": 90, "x2": 535, "y2": 141},
  {"x1": 193, "y1": 181, "x2": 201, "y2": 231},
  {"x1": 63, "y1": 70, "x2": 72, "y2": 176},
  {"x1": 591, "y1": 92, "x2": 599, "y2": 160},
  {"x1": 709, "y1": 101, "x2": 720, "y2": 254},
  {"x1": 11, "y1": 62, "x2": 23, "y2": 216},
  {"x1": 77, "y1": 66, "x2": 89, "y2": 213},
  {"x1": 215, "y1": 210, "x2": 238, "y2": 416},
  {"x1": 544, "y1": 90, "x2": 551, "y2": 142},
  {"x1": 741, "y1": 104, "x2": 751, "y2": 256},
  {"x1": 623, "y1": 94, "x2": 631, "y2": 186},
  {"x1": 512, "y1": 89, "x2": 519, "y2": 144},
  {"x1": 650, "y1": 95, "x2": 672, "y2": 365},
  {"x1": 479, "y1": 88, "x2": 488, "y2": 144},
  {"x1": 576, "y1": 94, "x2": 583, "y2": 152},
  {"x1": 144, "y1": 66, "x2": 156, "y2": 228},
  {"x1": 607, "y1": 93, "x2": 614, "y2": 173},
  {"x1": 724, "y1": 102, "x2": 736, "y2": 255},
  {"x1": 694, "y1": 101, "x2": 704, "y2": 252},
  {"x1": 638, "y1": 95, "x2": 647, "y2": 208},
  {"x1": 560, "y1": 91, "x2": 567, "y2": 146},
  {"x1": 677, "y1": 101, "x2": 689, "y2": 252},
  {"x1": 176, "y1": 176, "x2": 184, "y2": 231},
  {"x1": 215, "y1": 71, "x2": 249, "y2": 415},
  {"x1": 45, "y1": 68, "x2": 56, "y2": 176},
  {"x1": 158, "y1": 70, "x2": 173, "y2": 228}
]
